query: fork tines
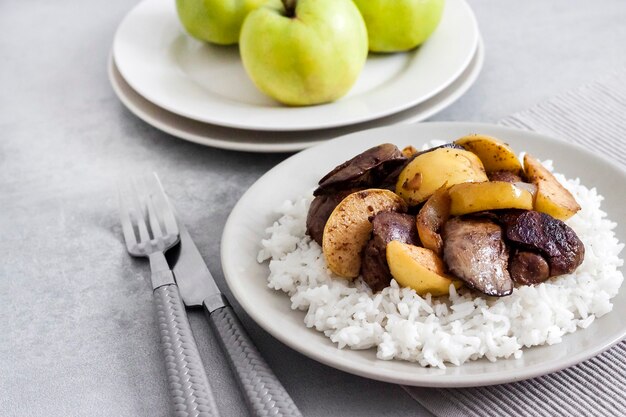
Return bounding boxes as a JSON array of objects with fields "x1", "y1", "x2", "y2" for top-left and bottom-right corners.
[{"x1": 118, "y1": 173, "x2": 179, "y2": 256}]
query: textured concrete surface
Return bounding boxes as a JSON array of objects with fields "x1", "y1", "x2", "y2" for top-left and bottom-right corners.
[{"x1": 1, "y1": 0, "x2": 625, "y2": 416}]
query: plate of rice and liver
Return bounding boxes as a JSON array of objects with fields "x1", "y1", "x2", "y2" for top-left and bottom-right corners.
[{"x1": 221, "y1": 122, "x2": 625, "y2": 387}]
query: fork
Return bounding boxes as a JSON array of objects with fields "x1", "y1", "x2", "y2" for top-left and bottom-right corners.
[{"x1": 118, "y1": 174, "x2": 220, "y2": 417}]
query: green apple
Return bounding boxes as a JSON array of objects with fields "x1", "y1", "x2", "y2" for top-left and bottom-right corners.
[
  {"x1": 352, "y1": 0, "x2": 445, "y2": 52},
  {"x1": 239, "y1": 0, "x2": 368, "y2": 106},
  {"x1": 176, "y1": 0, "x2": 280, "y2": 45}
]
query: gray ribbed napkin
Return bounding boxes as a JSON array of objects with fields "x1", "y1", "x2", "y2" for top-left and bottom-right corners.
[{"x1": 403, "y1": 71, "x2": 626, "y2": 417}]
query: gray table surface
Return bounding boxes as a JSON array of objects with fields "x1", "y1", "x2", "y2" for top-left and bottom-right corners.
[{"x1": 2, "y1": 1, "x2": 626, "y2": 416}]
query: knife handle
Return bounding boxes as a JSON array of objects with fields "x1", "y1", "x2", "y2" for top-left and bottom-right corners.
[
  {"x1": 154, "y1": 284, "x2": 221, "y2": 417},
  {"x1": 206, "y1": 302, "x2": 303, "y2": 417}
]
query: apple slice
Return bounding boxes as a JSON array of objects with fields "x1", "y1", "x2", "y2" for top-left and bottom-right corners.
[
  {"x1": 455, "y1": 134, "x2": 523, "y2": 174},
  {"x1": 416, "y1": 185, "x2": 450, "y2": 256},
  {"x1": 448, "y1": 181, "x2": 534, "y2": 216},
  {"x1": 386, "y1": 241, "x2": 462, "y2": 296},
  {"x1": 524, "y1": 154, "x2": 581, "y2": 220},
  {"x1": 395, "y1": 147, "x2": 487, "y2": 205},
  {"x1": 323, "y1": 189, "x2": 407, "y2": 278}
]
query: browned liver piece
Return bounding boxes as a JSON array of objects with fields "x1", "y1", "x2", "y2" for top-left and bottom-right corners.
[
  {"x1": 509, "y1": 250, "x2": 551, "y2": 285},
  {"x1": 314, "y1": 144, "x2": 406, "y2": 196},
  {"x1": 442, "y1": 217, "x2": 513, "y2": 296},
  {"x1": 361, "y1": 212, "x2": 420, "y2": 292},
  {"x1": 501, "y1": 210, "x2": 584, "y2": 276},
  {"x1": 305, "y1": 190, "x2": 354, "y2": 246}
]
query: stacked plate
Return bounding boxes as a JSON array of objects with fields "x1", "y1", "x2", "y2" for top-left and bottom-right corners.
[{"x1": 111, "y1": 0, "x2": 483, "y2": 152}]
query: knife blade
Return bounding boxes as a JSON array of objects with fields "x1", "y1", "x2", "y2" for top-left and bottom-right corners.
[
  {"x1": 166, "y1": 212, "x2": 303, "y2": 417},
  {"x1": 168, "y1": 215, "x2": 222, "y2": 308}
]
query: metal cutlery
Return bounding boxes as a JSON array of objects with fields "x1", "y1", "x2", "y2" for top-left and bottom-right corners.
[
  {"x1": 167, "y1": 198, "x2": 303, "y2": 417},
  {"x1": 118, "y1": 174, "x2": 220, "y2": 417}
]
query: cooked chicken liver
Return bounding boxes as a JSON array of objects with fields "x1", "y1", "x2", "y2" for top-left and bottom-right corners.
[
  {"x1": 487, "y1": 170, "x2": 523, "y2": 183},
  {"x1": 509, "y1": 250, "x2": 550, "y2": 285},
  {"x1": 314, "y1": 144, "x2": 406, "y2": 196},
  {"x1": 502, "y1": 210, "x2": 584, "y2": 276},
  {"x1": 442, "y1": 217, "x2": 513, "y2": 296},
  {"x1": 371, "y1": 211, "x2": 420, "y2": 245},
  {"x1": 361, "y1": 238, "x2": 389, "y2": 292},
  {"x1": 306, "y1": 191, "x2": 354, "y2": 246},
  {"x1": 361, "y1": 212, "x2": 420, "y2": 292}
]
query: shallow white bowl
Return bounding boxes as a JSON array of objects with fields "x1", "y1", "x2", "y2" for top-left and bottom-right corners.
[{"x1": 221, "y1": 122, "x2": 626, "y2": 387}]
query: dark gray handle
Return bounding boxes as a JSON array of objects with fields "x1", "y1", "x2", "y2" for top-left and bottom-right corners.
[
  {"x1": 154, "y1": 284, "x2": 220, "y2": 417},
  {"x1": 207, "y1": 304, "x2": 302, "y2": 417}
]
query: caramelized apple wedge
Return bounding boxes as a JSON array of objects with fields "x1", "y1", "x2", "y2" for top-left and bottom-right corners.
[
  {"x1": 523, "y1": 154, "x2": 581, "y2": 221},
  {"x1": 416, "y1": 185, "x2": 451, "y2": 256},
  {"x1": 455, "y1": 134, "x2": 523, "y2": 174},
  {"x1": 448, "y1": 181, "x2": 534, "y2": 216},
  {"x1": 386, "y1": 241, "x2": 462, "y2": 296},
  {"x1": 396, "y1": 147, "x2": 487, "y2": 205},
  {"x1": 323, "y1": 189, "x2": 407, "y2": 278}
]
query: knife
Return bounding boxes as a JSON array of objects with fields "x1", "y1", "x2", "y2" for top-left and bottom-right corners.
[{"x1": 168, "y1": 215, "x2": 303, "y2": 417}]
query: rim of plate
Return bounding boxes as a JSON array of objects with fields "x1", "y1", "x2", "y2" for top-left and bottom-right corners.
[
  {"x1": 112, "y1": 0, "x2": 479, "y2": 132},
  {"x1": 108, "y1": 37, "x2": 485, "y2": 153},
  {"x1": 221, "y1": 122, "x2": 626, "y2": 387}
]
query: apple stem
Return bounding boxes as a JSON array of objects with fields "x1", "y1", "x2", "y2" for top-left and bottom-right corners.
[{"x1": 281, "y1": 0, "x2": 297, "y2": 17}]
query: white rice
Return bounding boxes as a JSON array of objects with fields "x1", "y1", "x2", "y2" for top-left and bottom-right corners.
[{"x1": 257, "y1": 153, "x2": 624, "y2": 368}]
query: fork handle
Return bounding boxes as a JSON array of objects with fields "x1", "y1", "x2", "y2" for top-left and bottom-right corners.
[
  {"x1": 205, "y1": 301, "x2": 302, "y2": 417},
  {"x1": 154, "y1": 283, "x2": 220, "y2": 417}
]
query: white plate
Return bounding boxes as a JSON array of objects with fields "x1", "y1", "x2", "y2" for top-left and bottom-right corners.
[
  {"x1": 221, "y1": 122, "x2": 626, "y2": 387},
  {"x1": 112, "y1": 0, "x2": 478, "y2": 131},
  {"x1": 109, "y1": 38, "x2": 484, "y2": 153}
]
